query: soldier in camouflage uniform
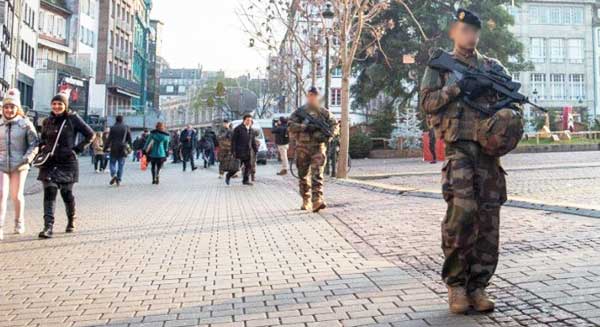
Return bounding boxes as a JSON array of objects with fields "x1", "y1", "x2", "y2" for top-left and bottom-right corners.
[
  {"x1": 217, "y1": 120, "x2": 233, "y2": 178},
  {"x1": 420, "y1": 9, "x2": 510, "y2": 314},
  {"x1": 289, "y1": 87, "x2": 339, "y2": 212}
]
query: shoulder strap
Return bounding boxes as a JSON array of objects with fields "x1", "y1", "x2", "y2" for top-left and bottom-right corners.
[
  {"x1": 50, "y1": 119, "x2": 67, "y2": 156},
  {"x1": 122, "y1": 126, "x2": 128, "y2": 143}
]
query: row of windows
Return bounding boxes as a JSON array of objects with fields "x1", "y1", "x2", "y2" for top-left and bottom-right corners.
[
  {"x1": 80, "y1": 0, "x2": 96, "y2": 18},
  {"x1": 530, "y1": 38, "x2": 584, "y2": 64},
  {"x1": 528, "y1": 73, "x2": 585, "y2": 101},
  {"x1": 39, "y1": 10, "x2": 67, "y2": 40},
  {"x1": 164, "y1": 85, "x2": 186, "y2": 93},
  {"x1": 528, "y1": 6, "x2": 584, "y2": 25},
  {"x1": 109, "y1": 31, "x2": 132, "y2": 60},
  {"x1": 160, "y1": 78, "x2": 201, "y2": 86},
  {"x1": 108, "y1": 61, "x2": 132, "y2": 80},
  {"x1": 20, "y1": 40, "x2": 35, "y2": 67},
  {"x1": 80, "y1": 26, "x2": 95, "y2": 47},
  {"x1": 22, "y1": 2, "x2": 35, "y2": 29},
  {"x1": 111, "y1": 0, "x2": 133, "y2": 25}
]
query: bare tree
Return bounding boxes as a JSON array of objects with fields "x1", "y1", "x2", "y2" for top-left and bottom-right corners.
[
  {"x1": 329, "y1": 0, "x2": 389, "y2": 178},
  {"x1": 237, "y1": 0, "x2": 329, "y2": 111}
]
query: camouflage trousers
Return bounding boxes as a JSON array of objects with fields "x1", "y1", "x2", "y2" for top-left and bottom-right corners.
[
  {"x1": 218, "y1": 148, "x2": 232, "y2": 175},
  {"x1": 441, "y1": 141, "x2": 507, "y2": 292},
  {"x1": 296, "y1": 143, "x2": 327, "y2": 203}
]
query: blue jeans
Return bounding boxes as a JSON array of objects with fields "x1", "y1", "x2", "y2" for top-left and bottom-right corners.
[{"x1": 109, "y1": 157, "x2": 126, "y2": 181}]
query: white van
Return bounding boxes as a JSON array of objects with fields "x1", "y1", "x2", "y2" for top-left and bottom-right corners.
[{"x1": 231, "y1": 120, "x2": 268, "y2": 165}]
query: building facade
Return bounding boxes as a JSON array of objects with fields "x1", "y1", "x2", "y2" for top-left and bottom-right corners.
[
  {"x1": 508, "y1": 0, "x2": 596, "y2": 125},
  {"x1": 96, "y1": 0, "x2": 139, "y2": 116},
  {"x1": 132, "y1": 0, "x2": 150, "y2": 113},
  {"x1": 17, "y1": 0, "x2": 38, "y2": 110},
  {"x1": 0, "y1": 0, "x2": 17, "y2": 98},
  {"x1": 147, "y1": 18, "x2": 161, "y2": 113}
]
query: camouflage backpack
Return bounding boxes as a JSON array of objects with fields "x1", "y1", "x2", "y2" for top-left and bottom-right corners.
[{"x1": 477, "y1": 108, "x2": 524, "y2": 157}]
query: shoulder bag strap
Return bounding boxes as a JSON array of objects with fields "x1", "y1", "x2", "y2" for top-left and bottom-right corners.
[{"x1": 50, "y1": 119, "x2": 67, "y2": 156}]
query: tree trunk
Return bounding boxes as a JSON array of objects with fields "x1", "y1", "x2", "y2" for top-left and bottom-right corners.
[{"x1": 337, "y1": 50, "x2": 351, "y2": 179}]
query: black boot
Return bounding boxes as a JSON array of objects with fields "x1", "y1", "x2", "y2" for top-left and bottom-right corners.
[
  {"x1": 39, "y1": 200, "x2": 55, "y2": 239},
  {"x1": 65, "y1": 201, "x2": 76, "y2": 233}
]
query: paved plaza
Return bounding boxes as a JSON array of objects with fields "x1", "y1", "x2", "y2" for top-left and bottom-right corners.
[{"x1": 1, "y1": 153, "x2": 600, "y2": 326}]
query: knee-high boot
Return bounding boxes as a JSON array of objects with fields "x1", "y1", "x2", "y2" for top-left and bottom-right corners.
[
  {"x1": 39, "y1": 199, "x2": 55, "y2": 239},
  {"x1": 65, "y1": 201, "x2": 76, "y2": 233}
]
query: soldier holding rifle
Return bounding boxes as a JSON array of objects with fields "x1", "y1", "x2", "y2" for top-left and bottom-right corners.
[
  {"x1": 420, "y1": 8, "x2": 532, "y2": 314},
  {"x1": 288, "y1": 87, "x2": 339, "y2": 212}
]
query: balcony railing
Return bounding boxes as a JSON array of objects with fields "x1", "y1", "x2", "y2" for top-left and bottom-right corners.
[
  {"x1": 36, "y1": 59, "x2": 82, "y2": 76},
  {"x1": 107, "y1": 74, "x2": 141, "y2": 95},
  {"x1": 114, "y1": 49, "x2": 130, "y2": 61}
]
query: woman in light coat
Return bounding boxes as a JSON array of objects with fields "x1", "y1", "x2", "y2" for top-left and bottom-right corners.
[{"x1": 0, "y1": 89, "x2": 39, "y2": 240}]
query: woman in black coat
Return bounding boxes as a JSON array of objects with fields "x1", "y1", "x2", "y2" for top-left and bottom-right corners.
[{"x1": 37, "y1": 93, "x2": 94, "y2": 239}]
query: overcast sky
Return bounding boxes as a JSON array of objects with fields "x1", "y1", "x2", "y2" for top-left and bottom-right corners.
[{"x1": 151, "y1": 0, "x2": 267, "y2": 77}]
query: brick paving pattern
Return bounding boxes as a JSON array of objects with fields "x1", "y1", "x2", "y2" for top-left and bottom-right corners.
[{"x1": 0, "y1": 159, "x2": 599, "y2": 326}]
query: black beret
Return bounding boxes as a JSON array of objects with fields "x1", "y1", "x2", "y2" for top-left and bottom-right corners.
[
  {"x1": 307, "y1": 86, "x2": 320, "y2": 95},
  {"x1": 456, "y1": 8, "x2": 482, "y2": 29}
]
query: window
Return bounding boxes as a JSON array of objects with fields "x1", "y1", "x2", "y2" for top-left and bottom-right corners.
[
  {"x1": 530, "y1": 38, "x2": 545, "y2": 63},
  {"x1": 529, "y1": 6, "x2": 584, "y2": 25},
  {"x1": 166, "y1": 85, "x2": 174, "y2": 93},
  {"x1": 331, "y1": 88, "x2": 341, "y2": 106},
  {"x1": 511, "y1": 72, "x2": 520, "y2": 82},
  {"x1": 567, "y1": 39, "x2": 584, "y2": 63},
  {"x1": 569, "y1": 74, "x2": 585, "y2": 100},
  {"x1": 549, "y1": 74, "x2": 566, "y2": 100},
  {"x1": 530, "y1": 73, "x2": 546, "y2": 99},
  {"x1": 331, "y1": 66, "x2": 342, "y2": 77},
  {"x1": 549, "y1": 39, "x2": 564, "y2": 63},
  {"x1": 178, "y1": 85, "x2": 186, "y2": 93}
]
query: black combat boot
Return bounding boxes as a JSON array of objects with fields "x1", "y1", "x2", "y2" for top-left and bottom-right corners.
[{"x1": 65, "y1": 201, "x2": 76, "y2": 233}]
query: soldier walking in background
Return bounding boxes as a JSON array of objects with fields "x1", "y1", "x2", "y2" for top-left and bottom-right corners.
[
  {"x1": 217, "y1": 120, "x2": 233, "y2": 178},
  {"x1": 288, "y1": 87, "x2": 338, "y2": 213},
  {"x1": 420, "y1": 9, "x2": 520, "y2": 314}
]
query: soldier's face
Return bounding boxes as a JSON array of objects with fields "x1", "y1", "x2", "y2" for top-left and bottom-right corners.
[
  {"x1": 307, "y1": 93, "x2": 320, "y2": 107},
  {"x1": 451, "y1": 22, "x2": 480, "y2": 50}
]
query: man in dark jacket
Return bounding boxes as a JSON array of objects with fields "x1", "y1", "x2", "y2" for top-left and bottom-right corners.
[
  {"x1": 105, "y1": 115, "x2": 132, "y2": 186},
  {"x1": 227, "y1": 114, "x2": 258, "y2": 186},
  {"x1": 180, "y1": 124, "x2": 198, "y2": 171},
  {"x1": 272, "y1": 117, "x2": 290, "y2": 175}
]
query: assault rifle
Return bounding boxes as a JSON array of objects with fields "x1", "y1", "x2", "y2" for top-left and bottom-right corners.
[
  {"x1": 427, "y1": 49, "x2": 547, "y2": 115},
  {"x1": 296, "y1": 108, "x2": 334, "y2": 138}
]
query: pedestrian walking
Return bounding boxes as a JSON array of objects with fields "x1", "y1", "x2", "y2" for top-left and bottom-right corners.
[
  {"x1": 420, "y1": 8, "x2": 515, "y2": 314},
  {"x1": 0, "y1": 89, "x2": 39, "y2": 240},
  {"x1": 105, "y1": 115, "x2": 132, "y2": 186},
  {"x1": 205, "y1": 127, "x2": 218, "y2": 166},
  {"x1": 180, "y1": 124, "x2": 198, "y2": 171},
  {"x1": 227, "y1": 114, "x2": 258, "y2": 186},
  {"x1": 101, "y1": 128, "x2": 110, "y2": 172},
  {"x1": 272, "y1": 117, "x2": 290, "y2": 175},
  {"x1": 170, "y1": 130, "x2": 181, "y2": 163},
  {"x1": 91, "y1": 131, "x2": 106, "y2": 172},
  {"x1": 144, "y1": 122, "x2": 170, "y2": 185},
  {"x1": 37, "y1": 92, "x2": 94, "y2": 239},
  {"x1": 288, "y1": 87, "x2": 338, "y2": 212},
  {"x1": 198, "y1": 134, "x2": 213, "y2": 169},
  {"x1": 132, "y1": 129, "x2": 149, "y2": 162},
  {"x1": 217, "y1": 120, "x2": 233, "y2": 178}
]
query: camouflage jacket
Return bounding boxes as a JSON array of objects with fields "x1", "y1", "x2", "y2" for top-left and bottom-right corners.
[
  {"x1": 289, "y1": 105, "x2": 339, "y2": 145},
  {"x1": 420, "y1": 49, "x2": 509, "y2": 143}
]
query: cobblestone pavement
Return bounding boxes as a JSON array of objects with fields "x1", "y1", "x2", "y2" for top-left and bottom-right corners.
[
  {"x1": 349, "y1": 151, "x2": 600, "y2": 209},
  {"x1": 1, "y1": 160, "x2": 600, "y2": 326}
]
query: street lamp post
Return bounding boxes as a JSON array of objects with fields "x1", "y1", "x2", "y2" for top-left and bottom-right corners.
[{"x1": 322, "y1": 3, "x2": 334, "y2": 109}]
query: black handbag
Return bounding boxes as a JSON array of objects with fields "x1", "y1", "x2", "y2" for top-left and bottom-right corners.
[{"x1": 32, "y1": 119, "x2": 67, "y2": 168}]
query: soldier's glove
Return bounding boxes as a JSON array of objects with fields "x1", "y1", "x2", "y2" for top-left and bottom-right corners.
[{"x1": 457, "y1": 76, "x2": 492, "y2": 100}]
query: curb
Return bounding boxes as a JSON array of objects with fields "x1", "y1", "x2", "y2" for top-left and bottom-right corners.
[
  {"x1": 334, "y1": 178, "x2": 600, "y2": 219},
  {"x1": 350, "y1": 162, "x2": 600, "y2": 181}
]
